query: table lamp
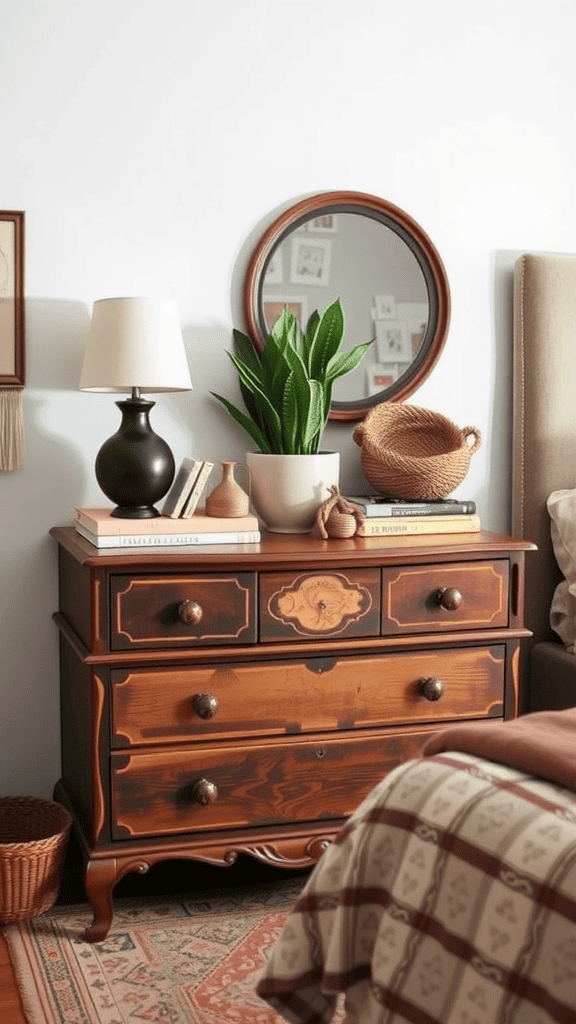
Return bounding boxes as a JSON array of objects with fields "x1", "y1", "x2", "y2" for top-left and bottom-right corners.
[{"x1": 80, "y1": 297, "x2": 192, "y2": 518}]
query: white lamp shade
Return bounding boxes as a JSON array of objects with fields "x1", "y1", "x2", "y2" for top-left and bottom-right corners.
[{"x1": 79, "y1": 297, "x2": 193, "y2": 393}]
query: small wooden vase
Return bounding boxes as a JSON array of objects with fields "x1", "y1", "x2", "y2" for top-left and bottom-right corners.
[{"x1": 205, "y1": 461, "x2": 250, "y2": 517}]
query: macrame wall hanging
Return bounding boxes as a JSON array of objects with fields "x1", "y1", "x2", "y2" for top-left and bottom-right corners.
[{"x1": 0, "y1": 211, "x2": 25, "y2": 471}]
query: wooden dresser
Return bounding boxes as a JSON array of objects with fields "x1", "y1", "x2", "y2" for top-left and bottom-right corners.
[{"x1": 51, "y1": 526, "x2": 534, "y2": 941}]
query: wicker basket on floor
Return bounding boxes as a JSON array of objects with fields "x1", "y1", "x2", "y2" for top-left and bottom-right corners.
[
  {"x1": 353, "y1": 403, "x2": 482, "y2": 500},
  {"x1": 0, "y1": 796, "x2": 72, "y2": 924}
]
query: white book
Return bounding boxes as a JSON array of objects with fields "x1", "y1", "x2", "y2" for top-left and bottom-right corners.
[
  {"x1": 181, "y1": 461, "x2": 215, "y2": 518},
  {"x1": 161, "y1": 458, "x2": 204, "y2": 518},
  {"x1": 75, "y1": 522, "x2": 261, "y2": 548}
]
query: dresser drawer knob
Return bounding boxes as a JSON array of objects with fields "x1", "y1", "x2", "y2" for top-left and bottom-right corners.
[
  {"x1": 178, "y1": 599, "x2": 203, "y2": 625},
  {"x1": 192, "y1": 693, "x2": 220, "y2": 719},
  {"x1": 419, "y1": 676, "x2": 445, "y2": 701},
  {"x1": 436, "y1": 586, "x2": 462, "y2": 611},
  {"x1": 192, "y1": 778, "x2": 218, "y2": 805}
]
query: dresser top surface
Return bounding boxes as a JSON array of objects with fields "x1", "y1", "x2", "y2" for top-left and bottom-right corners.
[{"x1": 51, "y1": 526, "x2": 536, "y2": 571}]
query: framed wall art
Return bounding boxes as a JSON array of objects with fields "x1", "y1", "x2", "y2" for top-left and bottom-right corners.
[
  {"x1": 0, "y1": 210, "x2": 25, "y2": 470},
  {"x1": 0, "y1": 211, "x2": 25, "y2": 386}
]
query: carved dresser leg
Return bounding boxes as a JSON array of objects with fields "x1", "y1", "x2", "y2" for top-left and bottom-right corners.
[{"x1": 84, "y1": 857, "x2": 118, "y2": 942}]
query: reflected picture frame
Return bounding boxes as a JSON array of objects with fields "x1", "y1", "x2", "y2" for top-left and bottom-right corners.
[
  {"x1": 290, "y1": 237, "x2": 332, "y2": 286},
  {"x1": 262, "y1": 295, "x2": 309, "y2": 333},
  {"x1": 307, "y1": 214, "x2": 339, "y2": 233},
  {"x1": 0, "y1": 211, "x2": 25, "y2": 386},
  {"x1": 367, "y1": 362, "x2": 398, "y2": 396},
  {"x1": 374, "y1": 294, "x2": 396, "y2": 319},
  {"x1": 264, "y1": 249, "x2": 283, "y2": 285},
  {"x1": 376, "y1": 319, "x2": 411, "y2": 362}
]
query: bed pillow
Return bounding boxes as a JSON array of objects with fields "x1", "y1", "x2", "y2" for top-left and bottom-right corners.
[{"x1": 547, "y1": 487, "x2": 576, "y2": 652}]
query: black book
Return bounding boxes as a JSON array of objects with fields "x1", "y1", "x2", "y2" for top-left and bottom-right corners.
[{"x1": 348, "y1": 496, "x2": 476, "y2": 518}]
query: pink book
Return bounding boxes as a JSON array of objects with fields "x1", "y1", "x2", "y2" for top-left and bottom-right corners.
[{"x1": 74, "y1": 507, "x2": 259, "y2": 535}]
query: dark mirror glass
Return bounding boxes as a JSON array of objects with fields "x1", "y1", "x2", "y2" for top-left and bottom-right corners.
[{"x1": 243, "y1": 191, "x2": 451, "y2": 421}]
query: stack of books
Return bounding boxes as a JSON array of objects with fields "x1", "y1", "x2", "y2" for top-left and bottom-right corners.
[
  {"x1": 348, "y1": 496, "x2": 480, "y2": 537},
  {"x1": 74, "y1": 508, "x2": 261, "y2": 548}
]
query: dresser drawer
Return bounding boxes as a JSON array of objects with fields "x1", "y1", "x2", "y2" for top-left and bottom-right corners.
[
  {"x1": 110, "y1": 727, "x2": 437, "y2": 840},
  {"x1": 381, "y1": 559, "x2": 509, "y2": 635},
  {"x1": 260, "y1": 568, "x2": 380, "y2": 641},
  {"x1": 110, "y1": 573, "x2": 257, "y2": 650},
  {"x1": 110, "y1": 645, "x2": 505, "y2": 749}
]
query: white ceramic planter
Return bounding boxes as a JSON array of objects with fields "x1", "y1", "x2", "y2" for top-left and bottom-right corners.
[{"x1": 246, "y1": 451, "x2": 340, "y2": 533}]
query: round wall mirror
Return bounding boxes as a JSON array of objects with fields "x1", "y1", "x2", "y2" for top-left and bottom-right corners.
[{"x1": 243, "y1": 191, "x2": 451, "y2": 421}]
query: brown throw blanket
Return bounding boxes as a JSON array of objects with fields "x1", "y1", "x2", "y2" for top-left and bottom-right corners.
[{"x1": 422, "y1": 707, "x2": 576, "y2": 791}]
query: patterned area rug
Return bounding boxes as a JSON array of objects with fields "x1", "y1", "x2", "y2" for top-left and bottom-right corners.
[{"x1": 3, "y1": 876, "x2": 343, "y2": 1024}]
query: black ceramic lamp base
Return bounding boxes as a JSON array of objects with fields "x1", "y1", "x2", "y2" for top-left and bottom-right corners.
[{"x1": 95, "y1": 397, "x2": 176, "y2": 519}]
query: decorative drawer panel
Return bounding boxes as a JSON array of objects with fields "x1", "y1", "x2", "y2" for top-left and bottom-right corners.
[
  {"x1": 110, "y1": 727, "x2": 437, "y2": 840},
  {"x1": 110, "y1": 645, "x2": 505, "y2": 749},
  {"x1": 259, "y1": 568, "x2": 380, "y2": 641},
  {"x1": 381, "y1": 560, "x2": 509, "y2": 635},
  {"x1": 110, "y1": 573, "x2": 257, "y2": 650}
]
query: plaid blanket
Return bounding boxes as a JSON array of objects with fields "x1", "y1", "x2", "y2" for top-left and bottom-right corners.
[{"x1": 257, "y1": 753, "x2": 576, "y2": 1024}]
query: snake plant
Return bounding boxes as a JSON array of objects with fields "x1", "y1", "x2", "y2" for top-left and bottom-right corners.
[{"x1": 211, "y1": 299, "x2": 372, "y2": 455}]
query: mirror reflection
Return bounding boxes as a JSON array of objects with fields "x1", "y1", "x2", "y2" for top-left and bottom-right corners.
[
  {"x1": 243, "y1": 192, "x2": 451, "y2": 421},
  {"x1": 261, "y1": 212, "x2": 429, "y2": 404}
]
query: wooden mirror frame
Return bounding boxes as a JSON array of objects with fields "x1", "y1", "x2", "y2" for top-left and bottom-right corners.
[{"x1": 243, "y1": 191, "x2": 450, "y2": 421}]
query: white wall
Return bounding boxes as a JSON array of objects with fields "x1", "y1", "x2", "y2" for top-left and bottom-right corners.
[{"x1": 1, "y1": 0, "x2": 575, "y2": 797}]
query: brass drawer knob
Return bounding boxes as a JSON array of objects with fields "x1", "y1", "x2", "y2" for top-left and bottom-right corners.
[
  {"x1": 192, "y1": 693, "x2": 220, "y2": 719},
  {"x1": 192, "y1": 778, "x2": 218, "y2": 805},
  {"x1": 419, "y1": 676, "x2": 445, "y2": 701},
  {"x1": 436, "y1": 586, "x2": 462, "y2": 611},
  {"x1": 177, "y1": 599, "x2": 203, "y2": 625}
]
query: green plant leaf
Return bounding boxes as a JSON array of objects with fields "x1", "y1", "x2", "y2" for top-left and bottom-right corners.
[
  {"x1": 229, "y1": 337, "x2": 266, "y2": 428},
  {"x1": 233, "y1": 328, "x2": 261, "y2": 376},
  {"x1": 308, "y1": 299, "x2": 345, "y2": 379},
  {"x1": 301, "y1": 379, "x2": 325, "y2": 453},
  {"x1": 227, "y1": 353, "x2": 284, "y2": 451},
  {"x1": 302, "y1": 310, "x2": 320, "y2": 371},
  {"x1": 306, "y1": 309, "x2": 320, "y2": 339},
  {"x1": 281, "y1": 371, "x2": 301, "y2": 453},
  {"x1": 261, "y1": 317, "x2": 292, "y2": 396},
  {"x1": 210, "y1": 392, "x2": 272, "y2": 453},
  {"x1": 270, "y1": 307, "x2": 297, "y2": 349},
  {"x1": 281, "y1": 352, "x2": 316, "y2": 453},
  {"x1": 325, "y1": 340, "x2": 374, "y2": 382},
  {"x1": 213, "y1": 297, "x2": 371, "y2": 454}
]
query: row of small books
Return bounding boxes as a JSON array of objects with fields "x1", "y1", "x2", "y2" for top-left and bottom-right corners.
[
  {"x1": 74, "y1": 508, "x2": 261, "y2": 548},
  {"x1": 349, "y1": 495, "x2": 480, "y2": 536},
  {"x1": 161, "y1": 458, "x2": 215, "y2": 519}
]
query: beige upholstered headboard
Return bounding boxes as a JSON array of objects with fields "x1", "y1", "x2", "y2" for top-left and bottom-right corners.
[{"x1": 513, "y1": 253, "x2": 576, "y2": 709}]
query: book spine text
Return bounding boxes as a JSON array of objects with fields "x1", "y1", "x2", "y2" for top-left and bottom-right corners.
[
  {"x1": 357, "y1": 501, "x2": 476, "y2": 517},
  {"x1": 356, "y1": 515, "x2": 481, "y2": 537},
  {"x1": 75, "y1": 523, "x2": 261, "y2": 547}
]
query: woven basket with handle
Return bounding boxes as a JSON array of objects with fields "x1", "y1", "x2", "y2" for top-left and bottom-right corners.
[
  {"x1": 0, "y1": 796, "x2": 72, "y2": 923},
  {"x1": 353, "y1": 403, "x2": 482, "y2": 500}
]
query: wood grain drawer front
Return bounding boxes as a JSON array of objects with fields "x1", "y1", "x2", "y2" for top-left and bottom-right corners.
[
  {"x1": 381, "y1": 560, "x2": 509, "y2": 635},
  {"x1": 110, "y1": 573, "x2": 256, "y2": 650},
  {"x1": 110, "y1": 727, "x2": 437, "y2": 839},
  {"x1": 111, "y1": 645, "x2": 505, "y2": 749},
  {"x1": 260, "y1": 568, "x2": 380, "y2": 641}
]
